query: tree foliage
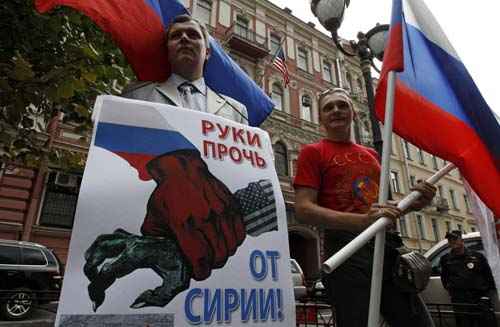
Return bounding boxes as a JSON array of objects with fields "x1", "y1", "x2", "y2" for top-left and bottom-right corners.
[{"x1": 0, "y1": 0, "x2": 133, "y2": 167}]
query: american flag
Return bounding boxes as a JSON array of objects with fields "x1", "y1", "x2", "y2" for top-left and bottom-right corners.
[
  {"x1": 234, "y1": 179, "x2": 278, "y2": 236},
  {"x1": 272, "y1": 46, "x2": 290, "y2": 87}
]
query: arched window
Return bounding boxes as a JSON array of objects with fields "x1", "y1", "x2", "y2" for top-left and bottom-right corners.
[
  {"x1": 300, "y1": 94, "x2": 312, "y2": 122},
  {"x1": 271, "y1": 83, "x2": 284, "y2": 111},
  {"x1": 273, "y1": 142, "x2": 288, "y2": 176}
]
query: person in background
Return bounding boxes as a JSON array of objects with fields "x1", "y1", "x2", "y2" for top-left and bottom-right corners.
[{"x1": 440, "y1": 230, "x2": 497, "y2": 327}]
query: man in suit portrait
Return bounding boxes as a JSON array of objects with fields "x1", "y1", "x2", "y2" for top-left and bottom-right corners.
[{"x1": 122, "y1": 14, "x2": 248, "y2": 125}]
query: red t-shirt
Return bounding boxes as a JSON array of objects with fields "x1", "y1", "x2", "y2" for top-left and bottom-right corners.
[
  {"x1": 294, "y1": 139, "x2": 382, "y2": 260},
  {"x1": 294, "y1": 139, "x2": 380, "y2": 214}
]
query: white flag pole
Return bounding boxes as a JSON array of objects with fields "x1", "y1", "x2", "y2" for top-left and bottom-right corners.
[
  {"x1": 322, "y1": 162, "x2": 456, "y2": 274},
  {"x1": 367, "y1": 71, "x2": 397, "y2": 327}
]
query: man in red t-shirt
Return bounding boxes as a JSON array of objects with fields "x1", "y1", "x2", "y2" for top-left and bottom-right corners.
[{"x1": 294, "y1": 88, "x2": 435, "y2": 327}]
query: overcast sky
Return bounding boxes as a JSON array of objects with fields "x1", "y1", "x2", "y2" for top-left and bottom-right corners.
[{"x1": 268, "y1": 0, "x2": 500, "y2": 117}]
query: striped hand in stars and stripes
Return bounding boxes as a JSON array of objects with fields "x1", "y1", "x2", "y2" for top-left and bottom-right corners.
[{"x1": 234, "y1": 179, "x2": 278, "y2": 236}]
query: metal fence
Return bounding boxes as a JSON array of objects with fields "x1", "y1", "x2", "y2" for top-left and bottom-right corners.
[
  {"x1": 296, "y1": 298, "x2": 335, "y2": 327},
  {"x1": 426, "y1": 300, "x2": 497, "y2": 327},
  {"x1": 295, "y1": 298, "x2": 497, "y2": 327}
]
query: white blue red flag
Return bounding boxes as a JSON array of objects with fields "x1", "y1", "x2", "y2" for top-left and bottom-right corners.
[
  {"x1": 375, "y1": 0, "x2": 500, "y2": 220},
  {"x1": 35, "y1": 0, "x2": 273, "y2": 126}
]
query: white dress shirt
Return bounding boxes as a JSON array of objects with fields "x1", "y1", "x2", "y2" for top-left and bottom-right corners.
[{"x1": 166, "y1": 74, "x2": 207, "y2": 112}]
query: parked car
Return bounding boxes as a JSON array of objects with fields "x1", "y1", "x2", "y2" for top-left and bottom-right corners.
[
  {"x1": 421, "y1": 232, "x2": 500, "y2": 325},
  {"x1": 291, "y1": 259, "x2": 307, "y2": 300},
  {"x1": 0, "y1": 239, "x2": 63, "y2": 320}
]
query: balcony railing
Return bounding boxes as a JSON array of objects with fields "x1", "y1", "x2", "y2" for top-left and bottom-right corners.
[{"x1": 225, "y1": 24, "x2": 269, "y2": 58}]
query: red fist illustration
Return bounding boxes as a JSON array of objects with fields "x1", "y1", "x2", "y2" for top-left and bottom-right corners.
[{"x1": 141, "y1": 149, "x2": 246, "y2": 280}]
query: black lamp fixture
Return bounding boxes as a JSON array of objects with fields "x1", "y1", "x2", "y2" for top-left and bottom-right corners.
[{"x1": 311, "y1": 0, "x2": 388, "y2": 67}]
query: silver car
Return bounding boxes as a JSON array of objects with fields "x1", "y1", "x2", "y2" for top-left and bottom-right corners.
[{"x1": 421, "y1": 232, "x2": 500, "y2": 325}]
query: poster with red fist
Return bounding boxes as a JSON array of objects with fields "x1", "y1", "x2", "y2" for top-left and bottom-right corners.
[{"x1": 55, "y1": 96, "x2": 296, "y2": 327}]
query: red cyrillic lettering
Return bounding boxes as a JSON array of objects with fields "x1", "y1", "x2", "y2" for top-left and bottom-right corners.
[
  {"x1": 232, "y1": 127, "x2": 246, "y2": 144},
  {"x1": 202, "y1": 120, "x2": 215, "y2": 135},
  {"x1": 255, "y1": 152, "x2": 266, "y2": 168},
  {"x1": 203, "y1": 141, "x2": 216, "y2": 158},
  {"x1": 229, "y1": 146, "x2": 243, "y2": 163},
  {"x1": 247, "y1": 132, "x2": 262, "y2": 148},
  {"x1": 242, "y1": 149, "x2": 256, "y2": 166},
  {"x1": 217, "y1": 143, "x2": 228, "y2": 160},
  {"x1": 216, "y1": 123, "x2": 230, "y2": 140}
]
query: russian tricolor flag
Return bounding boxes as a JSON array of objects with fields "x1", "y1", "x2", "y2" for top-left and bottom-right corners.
[
  {"x1": 94, "y1": 98, "x2": 195, "y2": 181},
  {"x1": 35, "y1": 0, "x2": 273, "y2": 126},
  {"x1": 375, "y1": 0, "x2": 500, "y2": 217}
]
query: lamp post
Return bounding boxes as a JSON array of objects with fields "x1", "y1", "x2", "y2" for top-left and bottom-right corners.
[{"x1": 311, "y1": 0, "x2": 388, "y2": 158}]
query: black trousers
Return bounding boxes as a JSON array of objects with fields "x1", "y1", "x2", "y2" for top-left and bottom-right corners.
[{"x1": 323, "y1": 263, "x2": 430, "y2": 327}]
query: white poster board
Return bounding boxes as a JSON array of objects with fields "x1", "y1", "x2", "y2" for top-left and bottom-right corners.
[{"x1": 55, "y1": 95, "x2": 296, "y2": 326}]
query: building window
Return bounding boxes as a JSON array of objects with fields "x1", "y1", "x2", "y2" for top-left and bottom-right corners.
[
  {"x1": 300, "y1": 94, "x2": 312, "y2": 122},
  {"x1": 445, "y1": 221, "x2": 451, "y2": 233},
  {"x1": 196, "y1": 0, "x2": 212, "y2": 27},
  {"x1": 39, "y1": 171, "x2": 82, "y2": 229},
  {"x1": 416, "y1": 214, "x2": 425, "y2": 240},
  {"x1": 235, "y1": 15, "x2": 250, "y2": 39},
  {"x1": 322, "y1": 60, "x2": 333, "y2": 83},
  {"x1": 432, "y1": 155, "x2": 438, "y2": 170},
  {"x1": 410, "y1": 175, "x2": 416, "y2": 188},
  {"x1": 297, "y1": 48, "x2": 308, "y2": 72},
  {"x1": 463, "y1": 194, "x2": 471, "y2": 212},
  {"x1": 457, "y1": 224, "x2": 463, "y2": 232},
  {"x1": 399, "y1": 217, "x2": 408, "y2": 237},
  {"x1": 345, "y1": 71, "x2": 353, "y2": 92},
  {"x1": 417, "y1": 148, "x2": 425, "y2": 165},
  {"x1": 273, "y1": 142, "x2": 288, "y2": 176},
  {"x1": 471, "y1": 226, "x2": 476, "y2": 233},
  {"x1": 270, "y1": 34, "x2": 281, "y2": 55},
  {"x1": 449, "y1": 189, "x2": 458, "y2": 210},
  {"x1": 271, "y1": 83, "x2": 284, "y2": 111},
  {"x1": 390, "y1": 170, "x2": 401, "y2": 193},
  {"x1": 431, "y1": 218, "x2": 440, "y2": 241},
  {"x1": 403, "y1": 141, "x2": 412, "y2": 160}
]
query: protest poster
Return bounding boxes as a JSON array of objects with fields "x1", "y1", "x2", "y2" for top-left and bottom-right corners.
[{"x1": 55, "y1": 95, "x2": 296, "y2": 326}]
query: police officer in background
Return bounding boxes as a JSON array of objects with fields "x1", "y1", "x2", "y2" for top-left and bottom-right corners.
[{"x1": 440, "y1": 230, "x2": 497, "y2": 327}]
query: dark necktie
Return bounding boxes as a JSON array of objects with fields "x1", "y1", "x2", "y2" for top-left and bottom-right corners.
[{"x1": 177, "y1": 82, "x2": 201, "y2": 111}]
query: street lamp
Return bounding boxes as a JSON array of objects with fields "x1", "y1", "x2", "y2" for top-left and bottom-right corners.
[{"x1": 311, "y1": 0, "x2": 388, "y2": 157}]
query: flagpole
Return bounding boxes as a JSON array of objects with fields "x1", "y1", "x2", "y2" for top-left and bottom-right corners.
[
  {"x1": 270, "y1": 37, "x2": 287, "y2": 61},
  {"x1": 367, "y1": 70, "x2": 397, "y2": 327},
  {"x1": 321, "y1": 162, "x2": 456, "y2": 274}
]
